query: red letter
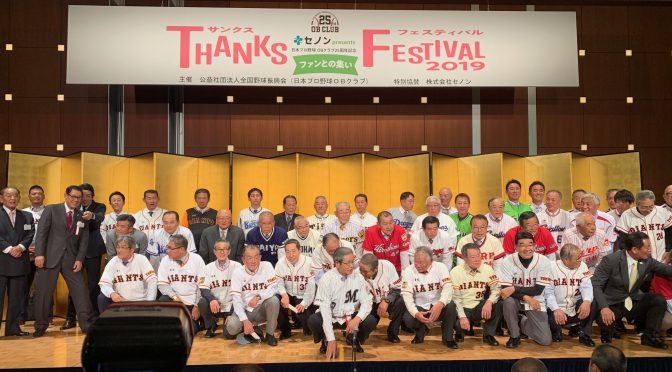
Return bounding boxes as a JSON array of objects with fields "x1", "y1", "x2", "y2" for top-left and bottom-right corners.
[
  {"x1": 166, "y1": 26, "x2": 204, "y2": 68},
  {"x1": 362, "y1": 29, "x2": 390, "y2": 67}
]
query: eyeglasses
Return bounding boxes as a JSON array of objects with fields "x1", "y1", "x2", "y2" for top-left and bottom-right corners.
[
  {"x1": 214, "y1": 248, "x2": 230, "y2": 252},
  {"x1": 167, "y1": 246, "x2": 185, "y2": 251},
  {"x1": 338, "y1": 260, "x2": 355, "y2": 266}
]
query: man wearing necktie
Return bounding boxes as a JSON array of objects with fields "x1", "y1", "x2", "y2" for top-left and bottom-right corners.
[
  {"x1": 274, "y1": 195, "x2": 301, "y2": 232},
  {"x1": 33, "y1": 185, "x2": 94, "y2": 337},
  {"x1": 592, "y1": 231, "x2": 672, "y2": 348}
]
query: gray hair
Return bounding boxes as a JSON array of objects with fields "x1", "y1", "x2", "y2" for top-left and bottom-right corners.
[
  {"x1": 334, "y1": 201, "x2": 350, "y2": 211},
  {"x1": 359, "y1": 253, "x2": 378, "y2": 270},
  {"x1": 243, "y1": 244, "x2": 261, "y2": 256},
  {"x1": 414, "y1": 246, "x2": 434, "y2": 261},
  {"x1": 425, "y1": 195, "x2": 441, "y2": 206},
  {"x1": 259, "y1": 211, "x2": 274, "y2": 221},
  {"x1": 293, "y1": 216, "x2": 308, "y2": 225},
  {"x1": 213, "y1": 239, "x2": 231, "y2": 250},
  {"x1": 460, "y1": 243, "x2": 481, "y2": 259},
  {"x1": 333, "y1": 247, "x2": 354, "y2": 263},
  {"x1": 116, "y1": 235, "x2": 137, "y2": 250},
  {"x1": 581, "y1": 192, "x2": 600, "y2": 205},
  {"x1": 636, "y1": 190, "x2": 656, "y2": 203},
  {"x1": 606, "y1": 189, "x2": 619, "y2": 198},
  {"x1": 546, "y1": 189, "x2": 563, "y2": 200},
  {"x1": 559, "y1": 243, "x2": 581, "y2": 261},
  {"x1": 575, "y1": 212, "x2": 593, "y2": 227},
  {"x1": 169, "y1": 234, "x2": 189, "y2": 249}
]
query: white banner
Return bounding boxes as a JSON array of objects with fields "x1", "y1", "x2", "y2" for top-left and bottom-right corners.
[{"x1": 66, "y1": 6, "x2": 579, "y2": 87}]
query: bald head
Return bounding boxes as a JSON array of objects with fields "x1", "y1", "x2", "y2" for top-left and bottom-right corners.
[
  {"x1": 511, "y1": 358, "x2": 548, "y2": 372},
  {"x1": 438, "y1": 187, "x2": 453, "y2": 208},
  {"x1": 216, "y1": 209, "x2": 233, "y2": 229}
]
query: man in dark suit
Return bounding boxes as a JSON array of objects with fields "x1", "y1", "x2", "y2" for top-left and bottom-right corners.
[
  {"x1": 33, "y1": 185, "x2": 94, "y2": 337},
  {"x1": 0, "y1": 187, "x2": 35, "y2": 336},
  {"x1": 274, "y1": 195, "x2": 300, "y2": 232},
  {"x1": 592, "y1": 231, "x2": 672, "y2": 348},
  {"x1": 62, "y1": 183, "x2": 106, "y2": 330},
  {"x1": 199, "y1": 209, "x2": 245, "y2": 263}
]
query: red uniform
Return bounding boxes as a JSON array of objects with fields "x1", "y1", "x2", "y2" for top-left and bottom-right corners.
[
  {"x1": 362, "y1": 224, "x2": 410, "y2": 272},
  {"x1": 502, "y1": 226, "x2": 559, "y2": 256},
  {"x1": 651, "y1": 275, "x2": 672, "y2": 300}
]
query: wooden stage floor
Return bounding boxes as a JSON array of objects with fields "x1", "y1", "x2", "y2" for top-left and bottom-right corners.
[{"x1": 1, "y1": 318, "x2": 671, "y2": 369}]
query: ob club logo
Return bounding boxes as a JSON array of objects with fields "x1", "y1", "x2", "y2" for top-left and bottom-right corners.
[{"x1": 311, "y1": 11, "x2": 339, "y2": 33}]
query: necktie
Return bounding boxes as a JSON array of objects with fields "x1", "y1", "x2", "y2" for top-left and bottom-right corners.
[
  {"x1": 67, "y1": 211, "x2": 73, "y2": 229},
  {"x1": 428, "y1": 238, "x2": 433, "y2": 244},
  {"x1": 625, "y1": 262, "x2": 638, "y2": 311},
  {"x1": 148, "y1": 211, "x2": 154, "y2": 217},
  {"x1": 475, "y1": 239, "x2": 483, "y2": 246},
  {"x1": 221, "y1": 229, "x2": 227, "y2": 240},
  {"x1": 287, "y1": 215, "x2": 291, "y2": 226},
  {"x1": 9, "y1": 210, "x2": 15, "y2": 227}
]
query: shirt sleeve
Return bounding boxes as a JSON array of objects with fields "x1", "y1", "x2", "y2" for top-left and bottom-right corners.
[
  {"x1": 400, "y1": 269, "x2": 419, "y2": 317},
  {"x1": 496, "y1": 258, "x2": 513, "y2": 287},
  {"x1": 314, "y1": 275, "x2": 335, "y2": 342},
  {"x1": 229, "y1": 268, "x2": 248, "y2": 322},
  {"x1": 502, "y1": 230, "x2": 515, "y2": 255},
  {"x1": 544, "y1": 282, "x2": 560, "y2": 311},
  {"x1": 438, "y1": 265, "x2": 453, "y2": 306},
  {"x1": 487, "y1": 269, "x2": 501, "y2": 304}
]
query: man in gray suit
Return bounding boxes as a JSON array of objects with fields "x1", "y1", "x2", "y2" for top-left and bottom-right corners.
[
  {"x1": 33, "y1": 185, "x2": 95, "y2": 337},
  {"x1": 0, "y1": 187, "x2": 35, "y2": 336},
  {"x1": 592, "y1": 231, "x2": 672, "y2": 348},
  {"x1": 104, "y1": 214, "x2": 148, "y2": 260},
  {"x1": 199, "y1": 209, "x2": 244, "y2": 264}
]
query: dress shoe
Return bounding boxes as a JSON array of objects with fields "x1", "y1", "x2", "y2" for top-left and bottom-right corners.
[
  {"x1": 506, "y1": 337, "x2": 520, "y2": 348},
  {"x1": 552, "y1": 332, "x2": 563, "y2": 342},
  {"x1": 579, "y1": 333, "x2": 595, "y2": 347},
  {"x1": 641, "y1": 334, "x2": 668, "y2": 349},
  {"x1": 19, "y1": 320, "x2": 25, "y2": 326},
  {"x1": 33, "y1": 329, "x2": 46, "y2": 338},
  {"x1": 568, "y1": 325, "x2": 580, "y2": 337},
  {"x1": 60, "y1": 319, "x2": 76, "y2": 330},
  {"x1": 411, "y1": 335, "x2": 425, "y2": 344},
  {"x1": 266, "y1": 334, "x2": 278, "y2": 346},
  {"x1": 455, "y1": 333, "x2": 465, "y2": 343},
  {"x1": 319, "y1": 340, "x2": 327, "y2": 354},
  {"x1": 280, "y1": 331, "x2": 292, "y2": 340},
  {"x1": 520, "y1": 333, "x2": 529, "y2": 340},
  {"x1": 6, "y1": 331, "x2": 30, "y2": 337},
  {"x1": 387, "y1": 333, "x2": 401, "y2": 343},
  {"x1": 445, "y1": 340, "x2": 459, "y2": 349},
  {"x1": 204, "y1": 328, "x2": 216, "y2": 338},
  {"x1": 483, "y1": 335, "x2": 499, "y2": 346},
  {"x1": 612, "y1": 331, "x2": 621, "y2": 339},
  {"x1": 600, "y1": 333, "x2": 612, "y2": 344},
  {"x1": 614, "y1": 319, "x2": 627, "y2": 333}
]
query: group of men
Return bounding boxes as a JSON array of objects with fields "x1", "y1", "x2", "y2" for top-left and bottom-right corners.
[{"x1": 1, "y1": 181, "x2": 672, "y2": 359}]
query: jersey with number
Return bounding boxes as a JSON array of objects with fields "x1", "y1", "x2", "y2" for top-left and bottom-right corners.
[
  {"x1": 388, "y1": 207, "x2": 417, "y2": 232},
  {"x1": 352, "y1": 212, "x2": 377, "y2": 229},
  {"x1": 411, "y1": 212, "x2": 459, "y2": 238},
  {"x1": 537, "y1": 209, "x2": 572, "y2": 247},
  {"x1": 547, "y1": 260, "x2": 592, "y2": 316},
  {"x1": 401, "y1": 261, "x2": 452, "y2": 310},
  {"x1": 275, "y1": 254, "x2": 314, "y2": 298},
  {"x1": 238, "y1": 207, "x2": 270, "y2": 237},
  {"x1": 455, "y1": 233, "x2": 506, "y2": 267},
  {"x1": 147, "y1": 226, "x2": 197, "y2": 270},
  {"x1": 363, "y1": 259, "x2": 400, "y2": 304},
  {"x1": 563, "y1": 227, "x2": 611, "y2": 272},
  {"x1": 245, "y1": 226, "x2": 288, "y2": 266},
  {"x1": 134, "y1": 208, "x2": 167, "y2": 249},
  {"x1": 450, "y1": 263, "x2": 500, "y2": 317},
  {"x1": 502, "y1": 226, "x2": 559, "y2": 257},
  {"x1": 450, "y1": 213, "x2": 473, "y2": 242},
  {"x1": 616, "y1": 206, "x2": 672, "y2": 262},
  {"x1": 99, "y1": 253, "x2": 156, "y2": 301},
  {"x1": 306, "y1": 214, "x2": 337, "y2": 234},
  {"x1": 497, "y1": 252, "x2": 552, "y2": 311},
  {"x1": 204, "y1": 259, "x2": 242, "y2": 312},
  {"x1": 321, "y1": 218, "x2": 365, "y2": 258},
  {"x1": 409, "y1": 229, "x2": 456, "y2": 270},
  {"x1": 486, "y1": 213, "x2": 518, "y2": 243},
  {"x1": 100, "y1": 211, "x2": 129, "y2": 244},
  {"x1": 230, "y1": 261, "x2": 278, "y2": 314},
  {"x1": 287, "y1": 228, "x2": 321, "y2": 255},
  {"x1": 157, "y1": 252, "x2": 207, "y2": 306}
]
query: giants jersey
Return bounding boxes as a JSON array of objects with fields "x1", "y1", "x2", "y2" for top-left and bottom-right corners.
[
  {"x1": 401, "y1": 262, "x2": 452, "y2": 312},
  {"x1": 321, "y1": 218, "x2": 365, "y2": 258},
  {"x1": 455, "y1": 233, "x2": 506, "y2": 267},
  {"x1": 409, "y1": 229, "x2": 456, "y2": 270},
  {"x1": 362, "y1": 224, "x2": 410, "y2": 272},
  {"x1": 237, "y1": 207, "x2": 270, "y2": 237},
  {"x1": 147, "y1": 226, "x2": 197, "y2": 270},
  {"x1": 134, "y1": 208, "x2": 166, "y2": 248},
  {"x1": 157, "y1": 252, "x2": 207, "y2": 306},
  {"x1": 99, "y1": 253, "x2": 156, "y2": 301},
  {"x1": 661, "y1": 204, "x2": 672, "y2": 215},
  {"x1": 571, "y1": 211, "x2": 617, "y2": 244},
  {"x1": 314, "y1": 269, "x2": 373, "y2": 341},
  {"x1": 607, "y1": 209, "x2": 622, "y2": 226},
  {"x1": 503, "y1": 226, "x2": 559, "y2": 257},
  {"x1": 287, "y1": 228, "x2": 321, "y2": 255},
  {"x1": 497, "y1": 253, "x2": 552, "y2": 311},
  {"x1": 204, "y1": 259, "x2": 242, "y2": 312},
  {"x1": 546, "y1": 260, "x2": 592, "y2": 316},
  {"x1": 388, "y1": 207, "x2": 417, "y2": 232},
  {"x1": 537, "y1": 209, "x2": 572, "y2": 246},
  {"x1": 450, "y1": 263, "x2": 500, "y2": 318},
  {"x1": 363, "y1": 259, "x2": 400, "y2": 304},
  {"x1": 310, "y1": 240, "x2": 355, "y2": 279},
  {"x1": 230, "y1": 261, "x2": 278, "y2": 313},
  {"x1": 352, "y1": 212, "x2": 377, "y2": 229},
  {"x1": 275, "y1": 254, "x2": 314, "y2": 298},
  {"x1": 411, "y1": 212, "x2": 459, "y2": 237},
  {"x1": 486, "y1": 213, "x2": 517, "y2": 243},
  {"x1": 100, "y1": 211, "x2": 129, "y2": 244},
  {"x1": 563, "y1": 227, "x2": 611, "y2": 272},
  {"x1": 307, "y1": 214, "x2": 337, "y2": 233},
  {"x1": 617, "y1": 206, "x2": 672, "y2": 262}
]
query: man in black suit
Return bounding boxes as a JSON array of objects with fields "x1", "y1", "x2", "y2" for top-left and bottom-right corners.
[
  {"x1": 62, "y1": 183, "x2": 106, "y2": 330},
  {"x1": 33, "y1": 185, "x2": 94, "y2": 337},
  {"x1": 0, "y1": 187, "x2": 35, "y2": 336},
  {"x1": 592, "y1": 231, "x2": 672, "y2": 348},
  {"x1": 274, "y1": 195, "x2": 300, "y2": 232},
  {"x1": 199, "y1": 209, "x2": 245, "y2": 263}
]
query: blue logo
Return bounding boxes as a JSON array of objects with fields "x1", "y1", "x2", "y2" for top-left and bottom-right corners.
[{"x1": 293, "y1": 35, "x2": 303, "y2": 45}]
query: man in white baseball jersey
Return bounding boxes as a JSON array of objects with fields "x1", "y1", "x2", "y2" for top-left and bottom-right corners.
[
  {"x1": 616, "y1": 190, "x2": 672, "y2": 262},
  {"x1": 133, "y1": 189, "x2": 166, "y2": 252},
  {"x1": 498, "y1": 231, "x2": 553, "y2": 348},
  {"x1": 528, "y1": 181, "x2": 546, "y2": 215},
  {"x1": 322, "y1": 201, "x2": 365, "y2": 257},
  {"x1": 101, "y1": 191, "x2": 128, "y2": 244},
  {"x1": 569, "y1": 189, "x2": 587, "y2": 216},
  {"x1": 388, "y1": 191, "x2": 417, "y2": 232},
  {"x1": 287, "y1": 216, "x2": 321, "y2": 255},
  {"x1": 358, "y1": 253, "x2": 405, "y2": 343},
  {"x1": 311, "y1": 233, "x2": 356, "y2": 283},
  {"x1": 544, "y1": 244, "x2": 596, "y2": 347},
  {"x1": 148, "y1": 211, "x2": 197, "y2": 270},
  {"x1": 307, "y1": 196, "x2": 337, "y2": 233},
  {"x1": 439, "y1": 187, "x2": 457, "y2": 215},
  {"x1": 353, "y1": 194, "x2": 377, "y2": 228},
  {"x1": 575, "y1": 193, "x2": 617, "y2": 247},
  {"x1": 227, "y1": 245, "x2": 280, "y2": 346},
  {"x1": 97, "y1": 235, "x2": 156, "y2": 313},
  {"x1": 401, "y1": 246, "x2": 459, "y2": 348},
  {"x1": 451, "y1": 243, "x2": 502, "y2": 346},
  {"x1": 237, "y1": 188, "x2": 270, "y2": 237},
  {"x1": 608, "y1": 189, "x2": 634, "y2": 225},
  {"x1": 486, "y1": 197, "x2": 518, "y2": 243},
  {"x1": 456, "y1": 214, "x2": 505, "y2": 269},
  {"x1": 410, "y1": 215, "x2": 456, "y2": 270},
  {"x1": 197, "y1": 239, "x2": 242, "y2": 338},
  {"x1": 538, "y1": 189, "x2": 573, "y2": 247},
  {"x1": 606, "y1": 189, "x2": 619, "y2": 213},
  {"x1": 410, "y1": 195, "x2": 459, "y2": 237},
  {"x1": 307, "y1": 247, "x2": 375, "y2": 358},
  {"x1": 564, "y1": 213, "x2": 611, "y2": 272},
  {"x1": 157, "y1": 235, "x2": 207, "y2": 330},
  {"x1": 662, "y1": 185, "x2": 672, "y2": 214},
  {"x1": 276, "y1": 239, "x2": 316, "y2": 339}
]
